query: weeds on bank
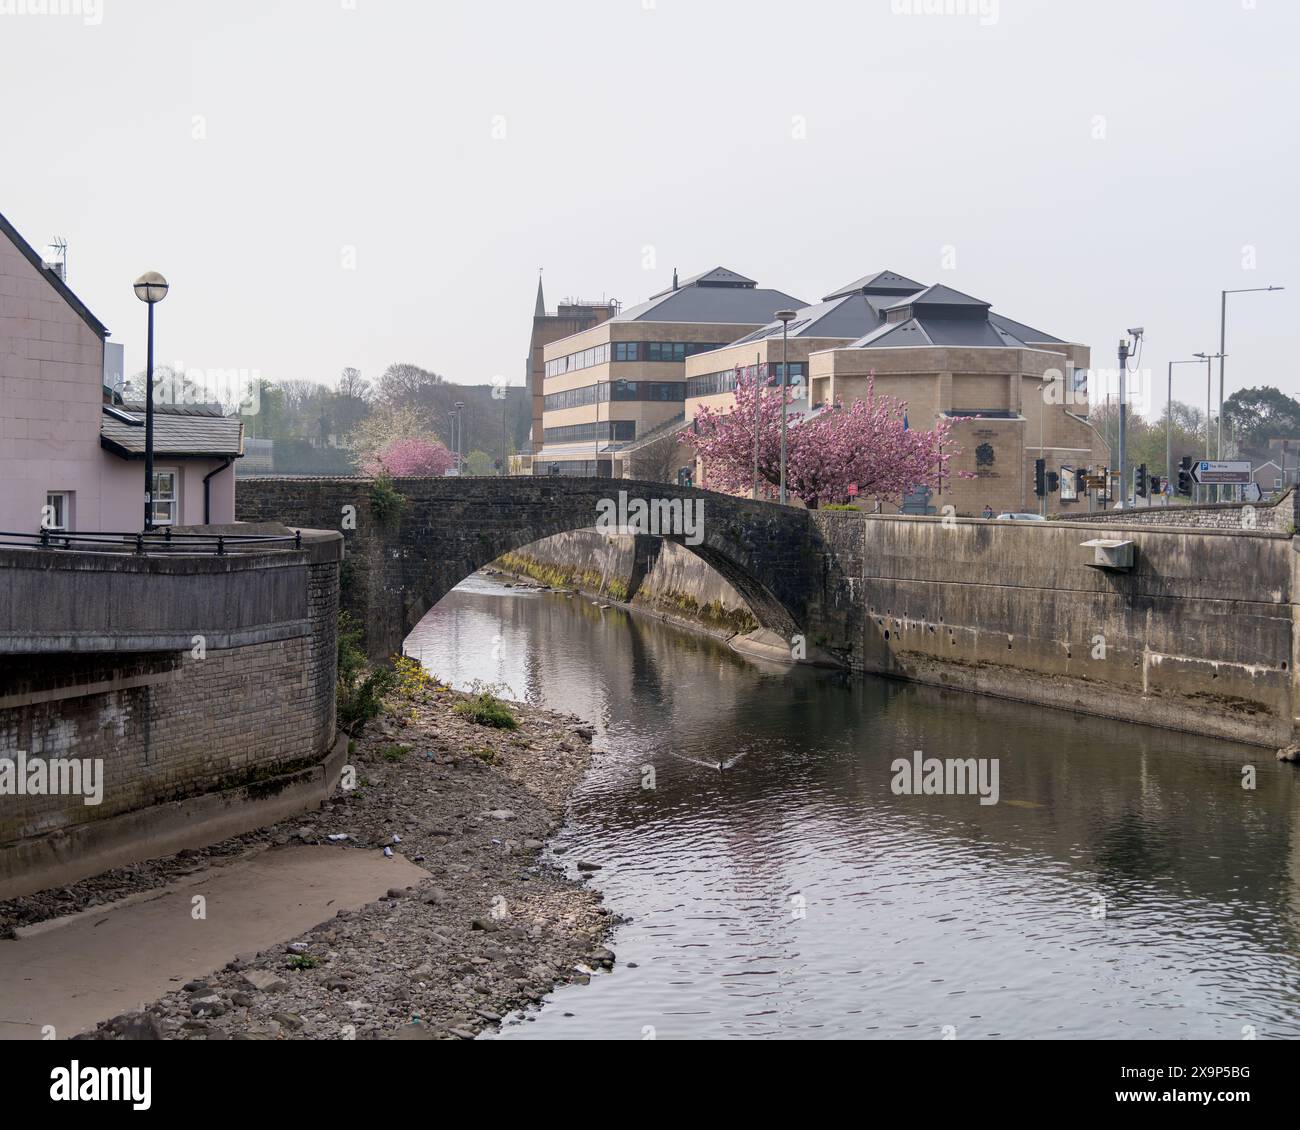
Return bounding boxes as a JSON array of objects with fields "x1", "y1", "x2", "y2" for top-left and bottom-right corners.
[
  {"x1": 453, "y1": 681, "x2": 519, "y2": 730},
  {"x1": 337, "y1": 612, "x2": 397, "y2": 733}
]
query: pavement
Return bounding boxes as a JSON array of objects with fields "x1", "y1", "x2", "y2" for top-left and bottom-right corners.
[{"x1": 0, "y1": 845, "x2": 428, "y2": 1040}]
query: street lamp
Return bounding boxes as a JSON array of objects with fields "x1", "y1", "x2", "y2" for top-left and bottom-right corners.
[
  {"x1": 1219, "y1": 286, "x2": 1284, "y2": 461},
  {"x1": 774, "y1": 310, "x2": 797, "y2": 504},
  {"x1": 1167, "y1": 358, "x2": 1202, "y2": 499},
  {"x1": 133, "y1": 271, "x2": 169, "y2": 531},
  {"x1": 454, "y1": 401, "x2": 465, "y2": 473},
  {"x1": 1193, "y1": 351, "x2": 1226, "y2": 501}
]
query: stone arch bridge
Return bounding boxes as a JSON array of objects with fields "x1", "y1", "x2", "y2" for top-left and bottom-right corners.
[{"x1": 237, "y1": 476, "x2": 827, "y2": 658}]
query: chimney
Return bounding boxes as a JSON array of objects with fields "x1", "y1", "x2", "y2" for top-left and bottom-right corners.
[{"x1": 672, "y1": 268, "x2": 678, "y2": 291}]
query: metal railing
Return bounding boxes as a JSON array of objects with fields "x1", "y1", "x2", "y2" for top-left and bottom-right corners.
[{"x1": 0, "y1": 528, "x2": 303, "y2": 556}]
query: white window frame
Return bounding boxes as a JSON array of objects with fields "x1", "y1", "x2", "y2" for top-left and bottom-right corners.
[
  {"x1": 44, "y1": 491, "x2": 72, "y2": 532},
  {"x1": 151, "y1": 468, "x2": 179, "y2": 527}
]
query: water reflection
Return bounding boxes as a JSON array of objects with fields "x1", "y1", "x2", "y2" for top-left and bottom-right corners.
[{"x1": 406, "y1": 575, "x2": 1300, "y2": 1040}]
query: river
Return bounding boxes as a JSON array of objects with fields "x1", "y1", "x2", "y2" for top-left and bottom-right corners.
[{"x1": 404, "y1": 573, "x2": 1300, "y2": 1040}]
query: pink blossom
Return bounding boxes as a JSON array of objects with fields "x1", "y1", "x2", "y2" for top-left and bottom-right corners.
[
  {"x1": 681, "y1": 370, "x2": 967, "y2": 508},
  {"x1": 362, "y1": 436, "x2": 454, "y2": 478}
]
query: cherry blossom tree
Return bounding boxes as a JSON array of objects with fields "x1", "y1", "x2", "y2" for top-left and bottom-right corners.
[
  {"x1": 362, "y1": 436, "x2": 454, "y2": 478},
  {"x1": 682, "y1": 369, "x2": 965, "y2": 508}
]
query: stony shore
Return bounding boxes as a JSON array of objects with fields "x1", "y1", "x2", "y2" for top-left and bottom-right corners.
[{"x1": 0, "y1": 679, "x2": 615, "y2": 1041}]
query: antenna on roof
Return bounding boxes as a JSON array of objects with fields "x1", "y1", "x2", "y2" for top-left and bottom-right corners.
[{"x1": 44, "y1": 237, "x2": 68, "y2": 282}]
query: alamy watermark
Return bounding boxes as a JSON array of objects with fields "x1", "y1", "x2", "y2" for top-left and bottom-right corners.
[
  {"x1": 595, "y1": 490, "x2": 704, "y2": 546},
  {"x1": 890, "y1": 0, "x2": 999, "y2": 27},
  {"x1": 891, "y1": 750, "x2": 1000, "y2": 806},
  {"x1": 0, "y1": 752, "x2": 104, "y2": 806},
  {"x1": 0, "y1": 0, "x2": 102, "y2": 24}
]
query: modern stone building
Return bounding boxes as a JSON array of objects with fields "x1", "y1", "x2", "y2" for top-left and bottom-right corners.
[
  {"x1": 808, "y1": 282, "x2": 1099, "y2": 516},
  {"x1": 534, "y1": 267, "x2": 803, "y2": 476},
  {"x1": 678, "y1": 270, "x2": 1102, "y2": 515}
]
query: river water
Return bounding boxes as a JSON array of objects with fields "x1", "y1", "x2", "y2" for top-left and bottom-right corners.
[{"x1": 405, "y1": 574, "x2": 1300, "y2": 1040}]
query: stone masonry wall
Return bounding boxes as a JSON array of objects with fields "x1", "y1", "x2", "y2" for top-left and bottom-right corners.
[
  {"x1": 0, "y1": 539, "x2": 339, "y2": 850},
  {"x1": 1056, "y1": 489, "x2": 1299, "y2": 532}
]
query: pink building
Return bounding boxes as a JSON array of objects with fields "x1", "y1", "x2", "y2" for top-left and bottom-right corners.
[{"x1": 0, "y1": 211, "x2": 242, "y2": 534}]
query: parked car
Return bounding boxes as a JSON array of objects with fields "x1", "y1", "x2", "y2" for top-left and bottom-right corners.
[{"x1": 996, "y1": 512, "x2": 1047, "y2": 521}]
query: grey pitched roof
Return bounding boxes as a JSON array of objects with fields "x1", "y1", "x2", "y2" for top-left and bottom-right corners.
[
  {"x1": 988, "y1": 312, "x2": 1064, "y2": 344},
  {"x1": 849, "y1": 313, "x2": 1028, "y2": 350},
  {"x1": 0, "y1": 209, "x2": 109, "y2": 339},
  {"x1": 730, "y1": 293, "x2": 895, "y2": 345},
  {"x1": 615, "y1": 265, "x2": 804, "y2": 325},
  {"x1": 884, "y1": 284, "x2": 992, "y2": 312},
  {"x1": 649, "y1": 266, "x2": 756, "y2": 298},
  {"x1": 822, "y1": 270, "x2": 926, "y2": 301},
  {"x1": 100, "y1": 403, "x2": 244, "y2": 459}
]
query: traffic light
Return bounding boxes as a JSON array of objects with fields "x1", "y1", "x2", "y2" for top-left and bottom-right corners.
[
  {"x1": 1046, "y1": 470, "x2": 1060, "y2": 494},
  {"x1": 1177, "y1": 456, "x2": 1193, "y2": 497},
  {"x1": 1034, "y1": 458, "x2": 1046, "y2": 497},
  {"x1": 1135, "y1": 463, "x2": 1148, "y2": 498}
]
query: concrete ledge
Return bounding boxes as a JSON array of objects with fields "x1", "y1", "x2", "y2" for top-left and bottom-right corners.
[
  {"x1": 0, "y1": 733, "x2": 347, "y2": 902},
  {"x1": 0, "y1": 619, "x2": 312, "y2": 654}
]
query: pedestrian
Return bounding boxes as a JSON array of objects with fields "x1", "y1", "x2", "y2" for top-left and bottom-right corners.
[{"x1": 982, "y1": 504, "x2": 994, "y2": 519}]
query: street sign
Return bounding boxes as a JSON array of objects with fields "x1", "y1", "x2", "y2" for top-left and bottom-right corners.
[
  {"x1": 1244, "y1": 481, "x2": 1263, "y2": 502},
  {"x1": 1191, "y1": 460, "x2": 1252, "y2": 485}
]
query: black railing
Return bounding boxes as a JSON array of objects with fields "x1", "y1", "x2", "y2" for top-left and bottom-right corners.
[{"x1": 0, "y1": 528, "x2": 303, "y2": 557}]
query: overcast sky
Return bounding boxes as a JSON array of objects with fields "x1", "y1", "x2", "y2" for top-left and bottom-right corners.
[{"x1": 2, "y1": 0, "x2": 1296, "y2": 420}]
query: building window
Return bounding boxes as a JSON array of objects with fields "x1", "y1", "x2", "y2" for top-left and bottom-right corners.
[
  {"x1": 543, "y1": 421, "x2": 636, "y2": 444},
  {"x1": 44, "y1": 491, "x2": 72, "y2": 532},
  {"x1": 152, "y1": 469, "x2": 179, "y2": 526},
  {"x1": 1275, "y1": 477, "x2": 1283, "y2": 490},
  {"x1": 549, "y1": 341, "x2": 727, "y2": 375}
]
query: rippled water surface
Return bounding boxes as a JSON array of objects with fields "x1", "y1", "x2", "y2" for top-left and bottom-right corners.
[{"x1": 405, "y1": 575, "x2": 1300, "y2": 1040}]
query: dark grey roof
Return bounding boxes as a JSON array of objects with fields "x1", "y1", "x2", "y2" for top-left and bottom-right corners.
[
  {"x1": 884, "y1": 284, "x2": 992, "y2": 312},
  {"x1": 850, "y1": 314, "x2": 1027, "y2": 350},
  {"x1": 100, "y1": 403, "x2": 244, "y2": 459},
  {"x1": 616, "y1": 265, "x2": 804, "y2": 324},
  {"x1": 730, "y1": 293, "x2": 894, "y2": 345},
  {"x1": 649, "y1": 266, "x2": 756, "y2": 298},
  {"x1": 988, "y1": 312, "x2": 1064, "y2": 344},
  {"x1": 822, "y1": 270, "x2": 926, "y2": 301},
  {"x1": 0, "y1": 209, "x2": 109, "y2": 339}
]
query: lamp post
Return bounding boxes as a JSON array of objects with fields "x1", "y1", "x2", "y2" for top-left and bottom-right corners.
[
  {"x1": 1219, "y1": 286, "x2": 1284, "y2": 461},
  {"x1": 454, "y1": 401, "x2": 464, "y2": 473},
  {"x1": 1167, "y1": 358, "x2": 1202, "y2": 498},
  {"x1": 774, "y1": 310, "x2": 797, "y2": 504},
  {"x1": 1193, "y1": 352, "x2": 1226, "y2": 501},
  {"x1": 133, "y1": 271, "x2": 169, "y2": 531}
]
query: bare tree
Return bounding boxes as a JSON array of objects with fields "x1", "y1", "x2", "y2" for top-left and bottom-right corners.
[
  {"x1": 625, "y1": 428, "x2": 689, "y2": 483},
  {"x1": 338, "y1": 367, "x2": 370, "y2": 401},
  {"x1": 376, "y1": 363, "x2": 444, "y2": 408}
]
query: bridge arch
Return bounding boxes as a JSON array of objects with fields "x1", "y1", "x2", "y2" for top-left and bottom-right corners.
[{"x1": 236, "y1": 477, "x2": 819, "y2": 657}]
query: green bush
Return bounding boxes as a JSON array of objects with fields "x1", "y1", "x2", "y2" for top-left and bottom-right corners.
[
  {"x1": 337, "y1": 611, "x2": 397, "y2": 732},
  {"x1": 453, "y1": 682, "x2": 518, "y2": 730},
  {"x1": 823, "y1": 503, "x2": 861, "y2": 511},
  {"x1": 369, "y1": 475, "x2": 406, "y2": 526}
]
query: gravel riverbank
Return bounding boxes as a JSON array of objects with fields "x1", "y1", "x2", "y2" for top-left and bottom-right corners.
[{"x1": 1, "y1": 680, "x2": 615, "y2": 1041}]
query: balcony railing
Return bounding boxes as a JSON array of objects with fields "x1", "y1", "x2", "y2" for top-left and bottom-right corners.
[{"x1": 0, "y1": 528, "x2": 303, "y2": 556}]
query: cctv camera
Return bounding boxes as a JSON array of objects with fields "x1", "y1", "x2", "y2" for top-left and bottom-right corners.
[{"x1": 1127, "y1": 326, "x2": 1144, "y2": 337}]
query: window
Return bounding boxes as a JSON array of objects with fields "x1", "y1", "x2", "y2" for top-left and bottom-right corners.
[
  {"x1": 44, "y1": 491, "x2": 72, "y2": 532},
  {"x1": 1275, "y1": 478, "x2": 1283, "y2": 490},
  {"x1": 152, "y1": 469, "x2": 178, "y2": 526}
]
